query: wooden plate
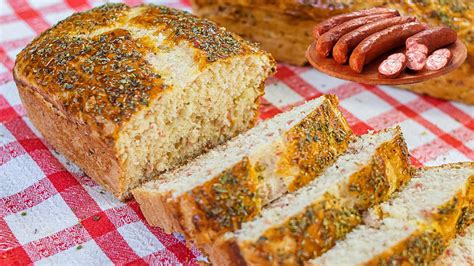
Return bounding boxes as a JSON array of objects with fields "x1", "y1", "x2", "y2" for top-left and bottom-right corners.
[{"x1": 305, "y1": 39, "x2": 467, "y2": 85}]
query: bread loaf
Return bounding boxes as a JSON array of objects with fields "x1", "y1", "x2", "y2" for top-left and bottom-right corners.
[
  {"x1": 191, "y1": 0, "x2": 474, "y2": 104},
  {"x1": 212, "y1": 127, "x2": 412, "y2": 265},
  {"x1": 133, "y1": 95, "x2": 352, "y2": 244},
  {"x1": 311, "y1": 162, "x2": 474, "y2": 265},
  {"x1": 13, "y1": 3, "x2": 275, "y2": 199}
]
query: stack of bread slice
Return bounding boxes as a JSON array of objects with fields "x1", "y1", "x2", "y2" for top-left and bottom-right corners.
[
  {"x1": 210, "y1": 127, "x2": 412, "y2": 265},
  {"x1": 311, "y1": 163, "x2": 473, "y2": 265},
  {"x1": 133, "y1": 94, "x2": 473, "y2": 265},
  {"x1": 133, "y1": 95, "x2": 353, "y2": 243}
]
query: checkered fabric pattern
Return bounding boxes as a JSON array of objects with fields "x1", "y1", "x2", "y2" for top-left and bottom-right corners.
[{"x1": 0, "y1": 0, "x2": 473, "y2": 264}]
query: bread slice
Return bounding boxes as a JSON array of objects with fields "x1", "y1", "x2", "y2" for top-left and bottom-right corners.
[
  {"x1": 133, "y1": 95, "x2": 352, "y2": 243},
  {"x1": 433, "y1": 224, "x2": 474, "y2": 266},
  {"x1": 310, "y1": 162, "x2": 474, "y2": 266},
  {"x1": 13, "y1": 3, "x2": 275, "y2": 199},
  {"x1": 211, "y1": 127, "x2": 412, "y2": 265}
]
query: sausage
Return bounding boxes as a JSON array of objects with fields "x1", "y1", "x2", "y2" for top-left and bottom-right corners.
[
  {"x1": 378, "y1": 53, "x2": 407, "y2": 78},
  {"x1": 425, "y1": 48, "x2": 453, "y2": 71},
  {"x1": 406, "y1": 51, "x2": 427, "y2": 71},
  {"x1": 349, "y1": 22, "x2": 426, "y2": 73},
  {"x1": 313, "y1": 7, "x2": 400, "y2": 39},
  {"x1": 316, "y1": 13, "x2": 397, "y2": 57},
  {"x1": 333, "y1": 16, "x2": 417, "y2": 64},
  {"x1": 405, "y1": 27, "x2": 456, "y2": 71},
  {"x1": 405, "y1": 26, "x2": 457, "y2": 54}
]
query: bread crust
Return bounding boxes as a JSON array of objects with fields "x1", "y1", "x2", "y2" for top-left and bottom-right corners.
[
  {"x1": 191, "y1": 3, "x2": 316, "y2": 65},
  {"x1": 15, "y1": 78, "x2": 125, "y2": 197},
  {"x1": 14, "y1": 3, "x2": 275, "y2": 198},
  {"x1": 132, "y1": 189, "x2": 184, "y2": 233},
  {"x1": 14, "y1": 3, "x2": 265, "y2": 139},
  {"x1": 310, "y1": 162, "x2": 473, "y2": 266}
]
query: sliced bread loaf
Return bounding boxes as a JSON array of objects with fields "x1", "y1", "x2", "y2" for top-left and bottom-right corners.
[
  {"x1": 133, "y1": 95, "x2": 353, "y2": 244},
  {"x1": 433, "y1": 224, "x2": 474, "y2": 266},
  {"x1": 14, "y1": 3, "x2": 275, "y2": 199},
  {"x1": 310, "y1": 162, "x2": 474, "y2": 266},
  {"x1": 211, "y1": 127, "x2": 412, "y2": 265}
]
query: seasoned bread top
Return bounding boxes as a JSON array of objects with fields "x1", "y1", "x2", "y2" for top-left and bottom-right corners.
[{"x1": 14, "y1": 3, "x2": 269, "y2": 139}]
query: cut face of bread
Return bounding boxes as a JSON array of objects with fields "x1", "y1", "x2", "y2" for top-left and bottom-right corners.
[
  {"x1": 311, "y1": 163, "x2": 474, "y2": 266},
  {"x1": 366, "y1": 162, "x2": 474, "y2": 240},
  {"x1": 13, "y1": 4, "x2": 275, "y2": 199},
  {"x1": 133, "y1": 95, "x2": 353, "y2": 243},
  {"x1": 433, "y1": 224, "x2": 474, "y2": 266},
  {"x1": 212, "y1": 127, "x2": 412, "y2": 265}
]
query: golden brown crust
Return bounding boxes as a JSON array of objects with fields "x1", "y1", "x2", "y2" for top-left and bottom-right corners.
[
  {"x1": 15, "y1": 28, "x2": 165, "y2": 139},
  {"x1": 368, "y1": 186, "x2": 472, "y2": 265},
  {"x1": 282, "y1": 95, "x2": 353, "y2": 191},
  {"x1": 201, "y1": 239, "x2": 247, "y2": 266},
  {"x1": 132, "y1": 189, "x2": 184, "y2": 233},
  {"x1": 14, "y1": 3, "x2": 265, "y2": 138},
  {"x1": 399, "y1": 72, "x2": 474, "y2": 104},
  {"x1": 15, "y1": 79, "x2": 125, "y2": 197},
  {"x1": 180, "y1": 158, "x2": 260, "y2": 244},
  {"x1": 14, "y1": 3, "x2": 273, "y2": 199},
  {"x1": 367, "y1": 228, "x2": 447, "y2": 265}
]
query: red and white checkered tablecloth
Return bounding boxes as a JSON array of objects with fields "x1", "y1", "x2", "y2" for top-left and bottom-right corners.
[{"x1": 0, "y1": 0, "x2": 473, "y2": 265}]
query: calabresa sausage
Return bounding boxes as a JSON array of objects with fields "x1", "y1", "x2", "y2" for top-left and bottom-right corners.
[
  {"x1": 425, "y1": 48, "x2": 453, "y2": 71},
  {"x1": 333, "y1": 16, "x2": 416, "y2": 64},
  {"x1": 313, "y1": 7, "x2": 400, "y2": 39},
  {"x1": 349, "y1": 22, "x2": 426, "y2": 73},
  {"x1": 378, "y1": 53, "x2": 407, "y2": 78},
  {"x1": 406, "y1": 26, "x2": 457, "y2": 54},
  {"x1": 316, "y1": 13, "x2": 397, "y2": 57},
  {"x1": 405, "y1": 27, "x2": 457, "y2": 71}
]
